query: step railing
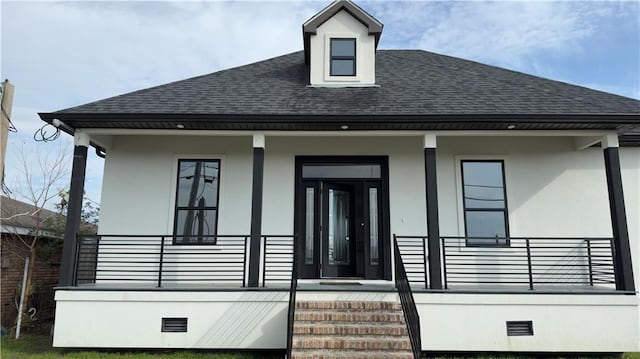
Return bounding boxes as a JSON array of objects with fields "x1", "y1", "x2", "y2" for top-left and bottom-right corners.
[
  {"x1": 393, "y1": 234, "x2": 421, "y2": 359},
  {"x1": 285, "y1": 236, "x2": 299, "y2": 359}
]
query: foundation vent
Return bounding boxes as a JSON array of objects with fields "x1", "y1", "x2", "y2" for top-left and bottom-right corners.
[
  {"x1": 162, "y1": 317, "x2": 188, "y2": 332},
  {"x1": 506, "y1": 321, "x2": 533, "y2": 336}
]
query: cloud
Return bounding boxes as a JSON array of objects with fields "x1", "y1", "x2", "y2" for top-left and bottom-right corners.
[
  {"x1": 1, "y1": 0, "x2": 638, "y2": 212},
  {"x1": 2, "y1": 1, "x2": 321, "y2": 110}
]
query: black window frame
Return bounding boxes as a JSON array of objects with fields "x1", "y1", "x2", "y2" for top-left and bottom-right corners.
[
  {"x1": 172, "y1": 158, "x2": 221, "y2": 245},
  {"x1": 330, "y1": 38, "x2": 356, "y2": 77},
  {"x1": 460, "y1": 160, "x2": 510, "y2": 247}
]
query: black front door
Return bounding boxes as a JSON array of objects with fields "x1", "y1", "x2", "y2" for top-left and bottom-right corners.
[
  {"x1": 295, "y1": 156, "x2": 391, "y2": 280},
  {"x1": 322, "y1": 182, "x2": 357, "y2": 277}
]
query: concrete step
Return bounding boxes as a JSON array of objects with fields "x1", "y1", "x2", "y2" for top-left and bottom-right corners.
[
  {"x1": 293, "y1": 322, "x2": 408, "y2": 336},
  {"x1": 290, "y1": 349, "x2": 414, "y2": 359},
  {"x1": 292, "y1": 335, "x2": 412, "y2": 351}
]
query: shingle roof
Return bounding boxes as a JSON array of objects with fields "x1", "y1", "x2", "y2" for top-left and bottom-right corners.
[
  {"x1": 0, "y1": 196, "x2": 60, "y2": 232},
  {"x1": 53, "y1": 50, "x2": 639, "y2": 116}
]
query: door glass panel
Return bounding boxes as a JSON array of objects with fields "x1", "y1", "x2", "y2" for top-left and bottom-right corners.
[
  {"x1": 303, "y1": 165, "x2": 381, "y2": 179},
  {"x1": 304, "y1": 187, "x2": 314, "y2": 264},
  {"x1": 369, "y1": 188, "x2": 379, "y2": 265},
  {"x1": 328, "y1": 189, "x2": 350, "y2": 265}
]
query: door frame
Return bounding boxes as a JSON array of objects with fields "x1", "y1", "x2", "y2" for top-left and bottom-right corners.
[{"x1": 294, "y1": 156, "x2": 391, "y2": 280}]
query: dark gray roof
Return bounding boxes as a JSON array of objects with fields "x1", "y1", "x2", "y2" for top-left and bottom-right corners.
[
  {"x1": 1, "y1": 195, "x2": 60, "y2": 232},
  {"x1": 40, "y1": 50, "x2": 639, "y2": 138},
  {"x1": 52, "y1": 50, "x2": 639, "y2": 116}
]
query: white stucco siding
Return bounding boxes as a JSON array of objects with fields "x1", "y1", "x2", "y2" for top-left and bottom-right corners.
[
  {"x1": 621, "y1": 147, "x2": 640, "y2": 285},
  {"x1": 262, "y1": 136, "x2": 426, "y2": 237},
  {"x1": 99, "y1": 134, "x2": 631, "y2": 241},
  {"x1": 309, "y1": 10, "x2": 376, "y2": 86},
  {"x1": 100, "y1": 135, "x2": 253, "y2": 235},
  {"x1": 436, "y1": 136, "x2": 612, "y2": 238},
  {"x1": 620, "y1": 147, "x2": 640, "y2": 344}
]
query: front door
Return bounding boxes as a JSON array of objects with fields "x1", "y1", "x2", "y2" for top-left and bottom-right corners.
[
  {"x1": 295, "y1": 157, "x2": 391, "y2": 280},
  {"x1": 322, "y1": 183, "x2": 356, "y2": 277}
]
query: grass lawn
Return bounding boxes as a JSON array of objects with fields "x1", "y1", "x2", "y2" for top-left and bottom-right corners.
[
  {"x1": 1, "y1": 335, "x2": 639, "y2": 359},
  {"x1": 0, "y1": 335, "x2": 281, "y2": 359}
]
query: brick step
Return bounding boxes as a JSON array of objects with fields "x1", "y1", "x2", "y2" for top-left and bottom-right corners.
[
  {"x1": 296, "y1": 301, "x2": 401, "y2": 311},
  {"x1": 292, "y1": 335, "x2": 412, "y2": 351},
  {"x1": 294, "y1": 310, "x2": 405, "y2": 323},
  {"x1": 293, "y1": 322, "x2": 408, "y2": 336},
  {"x1": 290, "y1": 349, "x2": 414, "y2": 359}
]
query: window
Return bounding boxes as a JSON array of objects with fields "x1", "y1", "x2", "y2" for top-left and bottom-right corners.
[
  {"x1": 173, "y1": 159, "x2": 220, "y2": 244},
  {"x1": 330, "y1": 38, "x2": 356, "y2": 76},
  {"x1": 461, "y1": 160, "x2": 509, "y2": 246}
]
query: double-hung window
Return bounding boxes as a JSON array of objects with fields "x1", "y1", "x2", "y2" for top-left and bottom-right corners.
[
  {"x1": 173, "y1": 159, "x2": 220, "y2": 244},
  {"x1": 461, "y1": 160, "x2": 509, "y2": 246},
  {"x1": 330, "y1": 38, "x2": 356, "y2": 76}
]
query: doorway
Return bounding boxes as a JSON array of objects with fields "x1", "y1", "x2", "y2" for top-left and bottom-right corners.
[{"x1": 294, "y1": 156, "x2": 391, "y2": 280}]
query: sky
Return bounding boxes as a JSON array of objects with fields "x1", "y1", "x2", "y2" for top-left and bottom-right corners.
[{"x1": 1, "y1": 0, "x2": 639, "y2": 209}]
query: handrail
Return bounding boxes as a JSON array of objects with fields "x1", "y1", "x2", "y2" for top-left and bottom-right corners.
[
  {"x1": 393, "y1": 234, "x2": 421, "y2": 359},
  {"x1": 285, "y1": 235, "x2": 298, "y2": 359}
]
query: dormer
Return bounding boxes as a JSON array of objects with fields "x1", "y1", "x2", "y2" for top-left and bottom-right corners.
[{"x1": 303, "y1": 0, "x2": 383, "y2": 87}]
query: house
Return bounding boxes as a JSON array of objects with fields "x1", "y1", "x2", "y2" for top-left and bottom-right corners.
[
  {"x1": 38, "y1": 0, "x2": 639, "y2": 356},
  {"x1": 0, "y1": 196, "x2": 62, "y2": 332}
]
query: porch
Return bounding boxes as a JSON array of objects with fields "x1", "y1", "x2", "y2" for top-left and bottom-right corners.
[{"x1": 58, "y1": 131, "x2": 635, "y2": 294}]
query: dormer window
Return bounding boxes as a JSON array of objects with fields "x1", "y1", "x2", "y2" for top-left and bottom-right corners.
[
  {"x1": 330, "y1": 38, "x2": 356, "y2": 76},
  {"x1": 303, "y1": 0, "x2": 383, "y2": 87}
]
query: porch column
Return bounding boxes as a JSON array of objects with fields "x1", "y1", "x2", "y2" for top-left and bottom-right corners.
[
  {"x1": 602, "y1": 133, "x2": 635, "y2": 292},
  {"x1": 59, "y1": 131, "x2": 89, "y2": 286},
  {"x1": 248, "y1": 134, "x2": 265, "y2": 287},
  {"x1": 424, "y1": 134, "x2": 443, "y2": 289}
]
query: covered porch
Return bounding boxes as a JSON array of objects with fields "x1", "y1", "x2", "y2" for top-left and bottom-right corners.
[{"x1": 59, "y1": 130, "x2": 635, "y2": 294}]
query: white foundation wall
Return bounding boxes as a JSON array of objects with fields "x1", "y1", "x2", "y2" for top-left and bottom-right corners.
[
  {"x1": 53, "y1": 290, "x2": 638, "y2": 351},
  {"x1": 416, "y1": 293, "x2": 639, "y2": 352},
  {"x1": 53, "y1": 290, "x2": 288, "y2": 348}
]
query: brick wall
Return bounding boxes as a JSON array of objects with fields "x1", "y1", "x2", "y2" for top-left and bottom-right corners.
[{"x1": 1, "y1": 233, "x2": 61, "y2": 331}]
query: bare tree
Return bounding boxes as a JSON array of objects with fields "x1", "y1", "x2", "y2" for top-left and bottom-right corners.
[{"x1": 0, "y1": 143, "x2": 69, "y2": 337}]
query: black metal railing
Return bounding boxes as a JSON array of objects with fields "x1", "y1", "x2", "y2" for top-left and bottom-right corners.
[
  {"x1": 395, "y1": 235, "x2": 617, "y2": 291},
  {"x1": 393, "y1": 234, "x2": 421, "y2": 359},
  {"x1": 285, "y1": 236, "x2": 298, "y2": 359},
  {"x1": 262, "y1": 235, "x2": 295, "y2": 286},
  {"x1": 74, "y1": 234, "x2": 293, "y2": 287}
]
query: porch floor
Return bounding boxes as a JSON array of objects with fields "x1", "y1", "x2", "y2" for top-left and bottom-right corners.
[{"x1": 59, "y1": 282, "x2": 626, "y2": 294}]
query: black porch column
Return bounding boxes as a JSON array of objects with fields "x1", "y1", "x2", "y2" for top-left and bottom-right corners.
[
  {"x1": 424, "y1": 134, "x2": 443, "y2": 289},
  {"x1": 602, "y1": 134, "x2": 635, "y2": 292},
  {"x1": 248, "y1": 134, "x2": 265, "y2": 287},
  {"x1": 59, "y1": 132, "x2": 89, "y2": 286}
]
